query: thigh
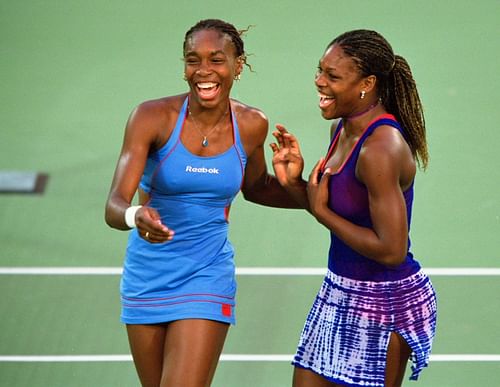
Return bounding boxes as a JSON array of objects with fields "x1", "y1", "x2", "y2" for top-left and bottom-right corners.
[
  {"x1": 161, "y1": 319, "x2": 230, "y2": 387},
  {"x1": 126, "y1": 323, "x2": 168, "y2": 387},
  {"x1": 293, "y1": 367, "x2": 340, "y2": 387},
  {"x1": 385, "y1": 331, "x2": 411, "y2": 387}
]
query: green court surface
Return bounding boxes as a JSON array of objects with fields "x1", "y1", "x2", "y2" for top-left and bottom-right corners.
[{"x1": 1, "y1": 0, "x2": 499, "y2": 386}]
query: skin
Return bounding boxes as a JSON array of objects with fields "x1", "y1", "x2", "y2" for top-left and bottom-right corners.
[
  {"x1": 271, "y1": 44, "x2": 415, "y2": 387},
  {"x1": 105, "y1": 28, "x2": 302, "y2": 387}
]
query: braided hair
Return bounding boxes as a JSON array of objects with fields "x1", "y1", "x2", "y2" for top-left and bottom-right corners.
[
  {"x1": 183, "y1": 19, "x2": 250, "y2": 70},
  {"x1": 330, "y1": 30, "x2": 429, "y2": 169}
]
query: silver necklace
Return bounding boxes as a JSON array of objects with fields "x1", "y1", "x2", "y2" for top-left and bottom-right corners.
[{"x1": 188, "y1": 106, "x2": 228, "y2": 147}]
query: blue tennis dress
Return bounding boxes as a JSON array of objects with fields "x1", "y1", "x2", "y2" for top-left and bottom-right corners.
[{"x1": 120, "y1": 97, "x2": 247, "y2": 324}]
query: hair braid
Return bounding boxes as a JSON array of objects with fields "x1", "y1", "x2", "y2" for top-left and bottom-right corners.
[
  {"x1": 330, "y1": 30, "x2": 428, "y2": 169},
  {"x1": 387, "y1": 56, "x2": 428, "y2": 168}
]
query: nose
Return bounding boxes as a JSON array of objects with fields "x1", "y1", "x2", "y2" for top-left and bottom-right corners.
[
  {"x1": 315, "y1": 71, "x2": 326, "y2": 87},
  {"x1": 196, "y1": 60, "x2": 212, "y2": 76}
]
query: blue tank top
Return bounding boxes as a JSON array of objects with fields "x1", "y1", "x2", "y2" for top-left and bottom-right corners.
[
  {"x1": 122, "y1": 97, "x2": 247, "y2": 298},
  {"x1": 322, "y1": 114, "x2": 420, "y2": 281}
]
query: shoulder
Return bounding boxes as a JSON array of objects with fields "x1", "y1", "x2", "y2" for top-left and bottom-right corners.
[
  {"x1": 230, "y1": 99, "x2": 268, "y2": 157},
  {"x1": 230, "y1": 99, "x2": 269, "y2": 144},
  {"x1": 125, "y1": 94, "x2": 187, "y2": 148},
  {"x1": 363, "y1": 124, "x2": 408, "y2": 156},
  {"x1": 129, "y1": 94, "x2": 187, "y2": 128},
  {"x1": 358, "y1": 124, "x2": 415, "y2": 184}
]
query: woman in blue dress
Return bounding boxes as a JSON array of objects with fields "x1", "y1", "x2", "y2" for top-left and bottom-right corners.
[{"x1": 105, "y1": 19, "x2": 300, "y2": 387}]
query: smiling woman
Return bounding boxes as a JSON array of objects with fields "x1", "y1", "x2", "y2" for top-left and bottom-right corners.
[
  {"x1": 270, "y1": 29, "x2": 437, "y2": 387},
  {"x1": 104, "y1": 18, "x2": 304, "y2": 387}
]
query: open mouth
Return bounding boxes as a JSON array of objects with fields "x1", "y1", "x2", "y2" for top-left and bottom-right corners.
[
  {"x1": 318, "y1": 92, "x2": 335, "y2": 109},
  {"x1": 196, "y1": 82, "x2": 220, "y2": 99}
]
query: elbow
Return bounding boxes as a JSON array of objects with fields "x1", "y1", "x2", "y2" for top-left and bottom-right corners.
[
  {"x1": 372, "y1": 237, "x2": 408, "y2": 268},
  {"x1": 241, "y1": 188, "x2": 253, "y2": 202},
  {"x1": 104, "y1": 205, "x2": 114, "y2": 228},
  {"x1": 241, "y1": 186, "x2": 262, "y2": 205},
  {"x1": 381, "y1": 255, "x2": 405, "y2": 268},
  {"x1": 378, "y1": 248, "x2": 407, "y2": 268},
  {"x1": 104, "y1": 202, "x2": 123, "y2": 229}
]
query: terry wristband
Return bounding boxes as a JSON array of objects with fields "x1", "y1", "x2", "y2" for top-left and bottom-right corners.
[{"x1": 124, "y1": 205, "x2": 142, "y2": 228}]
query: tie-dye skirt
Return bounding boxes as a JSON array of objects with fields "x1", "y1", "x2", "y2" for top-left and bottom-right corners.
[{"x1": 292, "y1": 269, "x2": 437, "y2": 386}]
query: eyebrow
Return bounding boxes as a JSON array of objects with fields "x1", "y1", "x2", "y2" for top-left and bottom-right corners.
[
  {"x1": 319, "y1": 63, "x2": 337, "y2": 73},
  {"x1": 185, "y1": 50, "x2": 226, "y2": 57}
]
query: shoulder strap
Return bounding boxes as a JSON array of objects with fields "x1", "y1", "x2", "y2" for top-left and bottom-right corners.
[
  {"x1": 362, "y1": 114, "x2": 402, "y2": 138},
  {"x1": 169, "y1": 96, "x2": 189, "y2": 142},
  {"x1": 320, "y1": 121, "x2": 343, "y2": 171}
]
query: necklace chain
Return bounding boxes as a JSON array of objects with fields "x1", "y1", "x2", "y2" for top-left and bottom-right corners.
[{"x1": 188, "y1": 106, "x2": 228, "y2": 147}]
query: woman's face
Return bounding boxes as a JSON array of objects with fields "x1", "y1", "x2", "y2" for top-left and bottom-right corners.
[
  {"x1": 314, "y1": 44, "x2": 366, "y2": 120},
  {"x1": 183, "y1": 29, "x2": 242, "y2": 109}
]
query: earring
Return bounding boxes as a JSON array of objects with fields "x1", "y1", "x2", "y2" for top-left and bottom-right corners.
[
  {"x1": 234, "y1": 74, "x2": 241, "y2": 81},
  {"x1": 360, "y1": 90, "x2": 366, "y2": 99}
]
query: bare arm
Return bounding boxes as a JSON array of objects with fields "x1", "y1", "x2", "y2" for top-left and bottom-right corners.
[
  {"x1": 104, "y1": 101, "x2": 174, "y2": 242},
  {"x1": 239, "y1": 108, "x2": 304, "y2": 208},
  {"x1": 269, "y1": 124, "x2": 310, "y2": 210},
  {"x1": 308, "y1": 126, "x2": 414, "y2": 267}
]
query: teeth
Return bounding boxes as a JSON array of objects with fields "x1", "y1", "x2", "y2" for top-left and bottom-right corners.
[
  {"x1": 318, "y1": 93, "x2": 334, "y2": 99},
  {"x1": 197, "y1": 82, "x2": 218, "y2": 89}
]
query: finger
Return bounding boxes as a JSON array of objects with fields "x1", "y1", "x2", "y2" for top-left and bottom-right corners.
[
  {"x1": 275, "y1": 123, "x2": 289, "y2": 134},
  {"x1": 269, "y1": 143, "x2": 279, "y2": 154},
  {"x1": 318, "y1": 169, "x2": 331, "y2": 191},
  {"x1": 312, "y1": 158, "x2": 324, "y2": 174},
  {"x1": 143, "y1": 228, "x2": 175, "y2": 243},
  {"x1": 283, "y1": 133, "x2": 301, "y2": 153},
  {"x1": 143, "y1": 209, "x2": 170, "y2": 234},
  {"x1": 309, "y1": 158, "x2": 324, "y2": 185},
  {"x1": 273, "y1": 130, "x2": 285, "y2": 148},
  {"x1": 320, "y1": 167, "x2": 332, "y2": 180},
  {"x1": 282, "y1": 133, "x2": 297, "y2": 151}
]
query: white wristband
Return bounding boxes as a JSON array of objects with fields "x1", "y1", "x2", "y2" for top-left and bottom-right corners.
[{"x1": 124, "y1": 205, "x2": 142, "y2": 228}]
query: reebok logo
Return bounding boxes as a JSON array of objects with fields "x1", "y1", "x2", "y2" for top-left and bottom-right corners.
[{"x1": 185, "y1": 165, "x2": 220, "y2": 174}]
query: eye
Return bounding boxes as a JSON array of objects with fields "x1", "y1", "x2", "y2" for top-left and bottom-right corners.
[
  {"x1": 327, "y1": 73, "x2": 338, "y2": 81},
  {"x1": 211, "y1": 56, "x2": 226, "y2": 64},
  {"x1": 184, "y1": 56, "x2": 200, "y2": 65}
]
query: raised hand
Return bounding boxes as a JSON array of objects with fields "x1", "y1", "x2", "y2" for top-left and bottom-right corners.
[{"x1": 270, "y1": 124, "x2": 305, "y2": 187}]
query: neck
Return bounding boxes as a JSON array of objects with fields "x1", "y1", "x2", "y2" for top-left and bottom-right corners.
[{"x1": 345, "y1": 99, "x2": 381, "y2": 120}]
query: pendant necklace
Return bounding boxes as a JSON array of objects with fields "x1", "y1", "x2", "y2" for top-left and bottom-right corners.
[{"x1": 188, "y1": 106, "x2": 228, "y2": 147}]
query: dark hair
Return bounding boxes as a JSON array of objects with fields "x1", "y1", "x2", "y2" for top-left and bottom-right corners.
[
  {"x1": 330, "y1": 29, "x2": 428, "y2": 169},
  {"x1": 183, "y1": 19, "x2": 250, "y2": 70}
]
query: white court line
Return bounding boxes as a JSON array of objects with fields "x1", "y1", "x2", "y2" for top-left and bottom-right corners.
[
  {"x1": 0, "y1": 354, "x2": 499, "y2": 362},
  {"x1": 0, "y1": 267, "x2": 500, "y2": 276},
  {"x1": 1, "y1": 268, "x2": 497, "y2": 366}
]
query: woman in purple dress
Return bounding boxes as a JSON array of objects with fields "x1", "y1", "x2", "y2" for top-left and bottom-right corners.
[{"x1": 271, "y1": 29, "x2": 437, "y2": 387}]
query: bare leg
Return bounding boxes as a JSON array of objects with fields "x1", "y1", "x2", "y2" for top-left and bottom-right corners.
[
  {"x1": 385, "y1": 331, "x2": 412, "y2": 387},
  {"x1": 160, "y1": 319, "x2": 229, "y2": 387},
  {"x1": 126, "y1": 323, "x2": 167, "y2": 387},
  {"x1": 292, "y1": 367, "x2": 341, "y2": 387}
]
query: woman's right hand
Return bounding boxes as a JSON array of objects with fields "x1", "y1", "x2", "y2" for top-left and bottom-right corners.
[
  {"x1": 270, "y1": 124, "x2": 305, "y2": 187},
  {"x1": 135, "y1": 206, "x2": 175, "y2": 243}
]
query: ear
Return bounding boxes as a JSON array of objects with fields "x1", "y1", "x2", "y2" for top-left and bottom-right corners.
[
  {"x1": 362, "y1": 74, "x2": 377, "y2": 93},
  {"x1": 235, "y1": 56, "x2": 244, "y2": 76}
]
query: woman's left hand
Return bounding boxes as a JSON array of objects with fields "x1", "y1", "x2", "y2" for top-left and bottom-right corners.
[{"x1": 307, "y1": 159, "x2": 330, "y2": 218}]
